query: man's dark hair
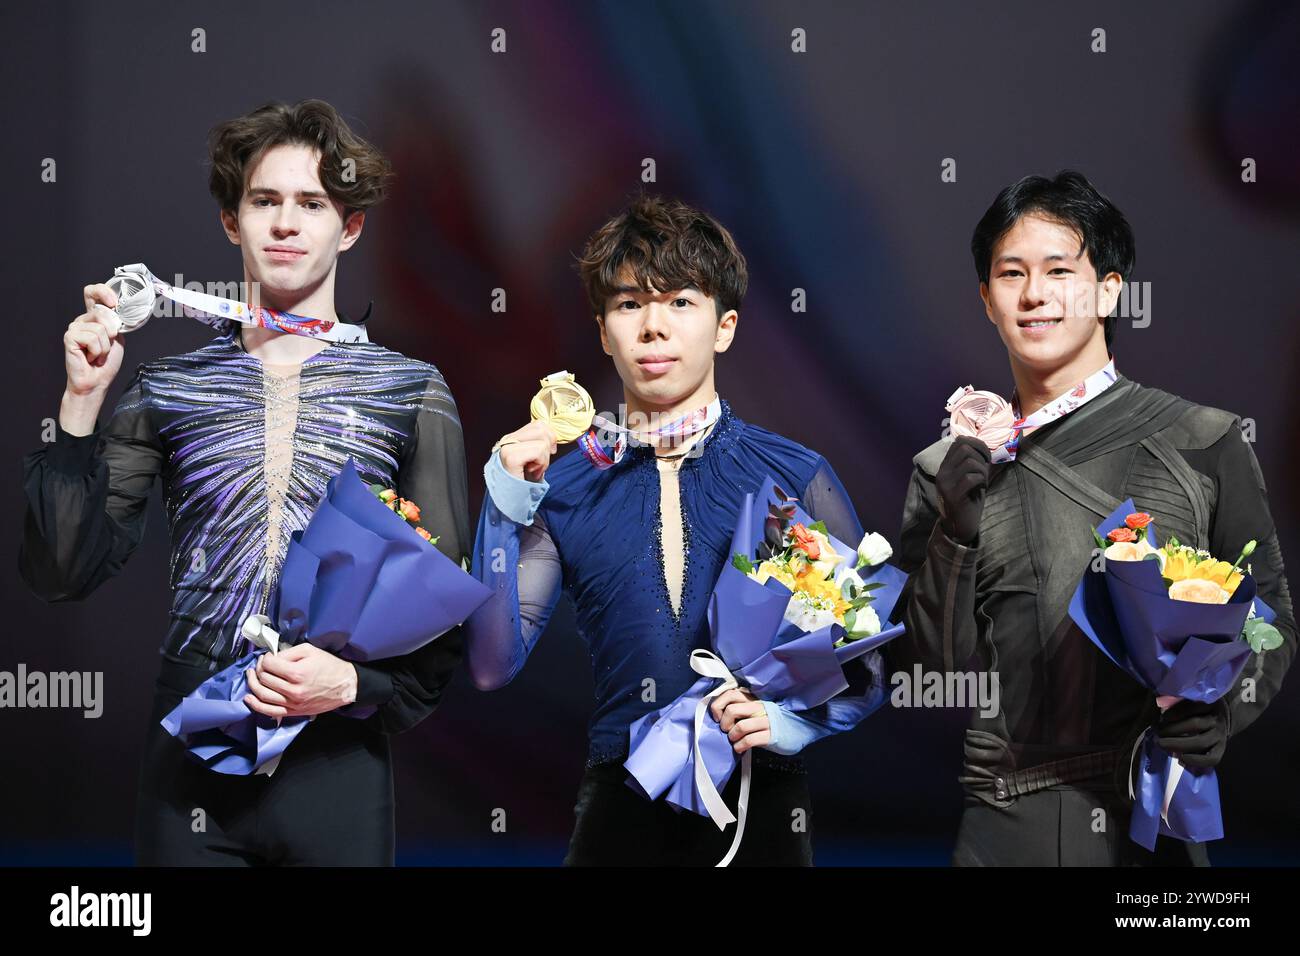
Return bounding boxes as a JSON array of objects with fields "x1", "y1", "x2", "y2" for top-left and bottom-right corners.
[
  {"x1": 971, "y1": 170, "x2": 1135, "y2": 349},
  {"x1": 576, "y1": 194, "x2": 748, "y2": 319},
  {"x1": 207, "y1": 99, "x2": 394, "y2": 217}
]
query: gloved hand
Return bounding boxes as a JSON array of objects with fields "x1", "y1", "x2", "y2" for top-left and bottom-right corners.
[
  {"x1": 1155, "y1": 697, "x2": 1231, "y2": 769},
  {"x1": 935, "y1": 436, "x2": 992, "y2": 545}
]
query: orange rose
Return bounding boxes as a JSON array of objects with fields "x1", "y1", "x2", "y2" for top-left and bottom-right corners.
[
  {"x1": 1107, "y1": 527, "x2": 1138, "y2": 543},
  {"x1": 399, "y1": 499, "x2": 421, "y2": 523},
  {"x1": 1125, "y1": 512, "x2": 1153, "y2": 530},
  {"x1": 415, "y1": 526, "x2": 433, "y2": 542},
  {"x1": 791, "y1": 523, "x2": 821, "y2": 560}
]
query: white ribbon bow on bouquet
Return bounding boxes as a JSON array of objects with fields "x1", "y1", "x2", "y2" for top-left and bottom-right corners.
[
  {"x1": 689, "y1": 648, "x2": 756, "y2": 868},
  {"x1": 241, "y1": 614, "x2": 281, "y2": 655},
  {"x1": 1127, "y1": 693, "x2": 1187, "y2": 828},
  {"x1": 237, "y1": 614, "x2": 315, "y2": 777}
]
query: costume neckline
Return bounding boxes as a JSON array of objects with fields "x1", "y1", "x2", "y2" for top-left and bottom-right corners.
[{"x1": 225, "y1": 329, "x2": 342, "y2": 368}]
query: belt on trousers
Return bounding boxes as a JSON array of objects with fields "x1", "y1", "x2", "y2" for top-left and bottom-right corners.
[
  {"x1": 960, "y1": 730, "x2": 1120, "y2": 805},
  {"x1": 1002, "y1": 751, "x2": 1117, "y2": 798}
]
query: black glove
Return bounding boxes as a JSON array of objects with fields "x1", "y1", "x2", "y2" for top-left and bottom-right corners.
[
  {"x1": 1155, "y1": 697, "x2": 1231, "y2": 769},
  {"x1": 935, "y1": 436, "x2": 992, "y2": 545}
]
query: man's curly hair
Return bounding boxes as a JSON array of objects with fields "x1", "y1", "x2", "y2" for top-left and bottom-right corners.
[
  {"x1": 207, "y1": 99, "x2": 393, "y2": 216},
  {"x1": 577, "y1": 194, "x2": 748, "y2": 319}
]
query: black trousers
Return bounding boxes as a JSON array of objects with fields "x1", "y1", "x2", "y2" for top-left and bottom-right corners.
[
  {"x1": 134, "y1": 656, "x2": 395, "y2": 866},
  {"x1": 952, "y1": 784, "x2": 1210, "y2": 867},
  {"x1": 563, "y1": 758, "x2": 815, "y2": 866}
]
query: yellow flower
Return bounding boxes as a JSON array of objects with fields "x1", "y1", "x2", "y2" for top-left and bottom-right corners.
[
  {"x1": 792, "y1": 585, "x2": 851, "y2": 623},
  {"x1": 798, "y1": 568, "x2": 834, "y2": 595},
  {"x1": 788, "y1": 569, "x2": 853, "y2": 623},
  {"x1": 751, "y1": 560, "x2": 797, "y2": 591},
  {"x1": 1190, "y1": 560, "x2": 1243, "y2": 594},
  {"x1": 1159, "y1": 547, "x2": 1244, "y2": 595},
  {"x1": 1159, "y1": 549, "x2": 1196, "y2": 583}
]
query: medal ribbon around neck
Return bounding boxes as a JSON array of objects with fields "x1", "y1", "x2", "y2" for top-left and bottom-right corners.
[
  {"x1": 103, "y1": 263, "x2": 370, "y2": 343},
  {"x1": 578, "y1": 396, "x2": 722, "y2": 470},
  {"x1": 946, "y1": 359, "x2": 1118, "y2": 463}
]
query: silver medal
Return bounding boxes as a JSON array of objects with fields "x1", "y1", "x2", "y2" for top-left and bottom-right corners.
[{"x1": 104, "y1": 264, "x2": 157, "y2": 332}]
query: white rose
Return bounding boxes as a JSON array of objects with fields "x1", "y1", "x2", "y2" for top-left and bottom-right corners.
[
  {"x1": 1103, "y1": 539, "x2": 1165, "y2": 572},
  {"x1": 833, "y1": 564, "x2": 861, "y2": 590},
  {"x1": 1167, "y1": 579, "x2": 1231, "y2": 605},
  {"x1": 856, "y1": 531, "x2": 893, "y2": 568},
  {"x1": 847, "y1": 604, "x2": 881, "y2": 638}
]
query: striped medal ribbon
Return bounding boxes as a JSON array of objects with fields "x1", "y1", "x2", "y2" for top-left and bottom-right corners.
[
  {"x1": 578, "y1": 396, "x2": 721, "y2": 470},
  {"x1": 103, "y1": 263, "x2": 370, "y2": 343}
]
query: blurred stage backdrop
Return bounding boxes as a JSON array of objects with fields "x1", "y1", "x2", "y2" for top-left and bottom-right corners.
[{"x1": 2, "y1": 0, "x2": 1297, "y2": 864}]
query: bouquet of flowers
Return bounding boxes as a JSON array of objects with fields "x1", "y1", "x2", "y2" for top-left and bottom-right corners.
[
  {"x1": 735, "y1": 513, "x2": 894, "y2": 646},
  {"x1": 371, "y1": 484, "x2": 439, "y2": 545},
  {"x1": 624, "y1": 475, "x2": 907, "y2": 865},
  {"x1": 160, "y1": 458, "x2": 491, "y2": 775},
  {"x1": 1068, "y1": 499, "x2": 1281, "y2": 849}
]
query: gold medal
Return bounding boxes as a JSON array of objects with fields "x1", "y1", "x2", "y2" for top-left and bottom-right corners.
[{"x1": 529, "y1": 371, "x2": 595, "y2": 443}]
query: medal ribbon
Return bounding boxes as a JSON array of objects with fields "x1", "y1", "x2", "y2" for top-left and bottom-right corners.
[
  {"x1": 106, "y1": 263, "x2": 370, "y2": 343},
  {"x1": 578, "y1": 397, "x2": 722, "y2": 470},
  {"x1": 1002, "y1": 359, "x2": 1118, "y2": 460},
  {"x1": 948, "y1": 359, "x2": 1118, "y2": 464}
]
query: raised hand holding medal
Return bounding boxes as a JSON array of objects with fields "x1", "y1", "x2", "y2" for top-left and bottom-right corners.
[
  {"x1": 59, "y1": 279, "x2": 131, "y2": 438},
  {"x1": 60, "y1": 260, "x2": 372, "y2": 438},
  {"x1": 945, "y1": 385, "x2": 1019, "y2": 461},
  {"x1": 495, "y1": 371, "x2": 595, "y2": 482}
]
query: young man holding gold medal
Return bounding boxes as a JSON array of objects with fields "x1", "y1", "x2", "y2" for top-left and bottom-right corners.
[
  {"x1": 463, "y1": 194, "x2": 887, "y2": 865},
  {"x1": 20, "y1": 100, "x2": 470, "y2": 864},
  {"x1": 892, "y1": 170, "x2": 1296, "y2": 865}
]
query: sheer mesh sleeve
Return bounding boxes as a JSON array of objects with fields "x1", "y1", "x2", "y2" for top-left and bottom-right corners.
[
  {"x1": 463, "y1": 481, "x2": 565, "y2": 691},
  {"x1": 763, "y1": 457, "x2": 888, "y2": 754},
  {"x1": 20, "y1": 366, "x2": 163, "y2": 603},
  {"x1": 346, "y1": 368, "x2": 471, "y2": 734}
]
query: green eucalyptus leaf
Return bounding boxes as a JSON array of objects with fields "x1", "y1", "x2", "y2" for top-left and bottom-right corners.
[{"x1": 1243, "y1": 618, "x2": 1284, "y2": 654}]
